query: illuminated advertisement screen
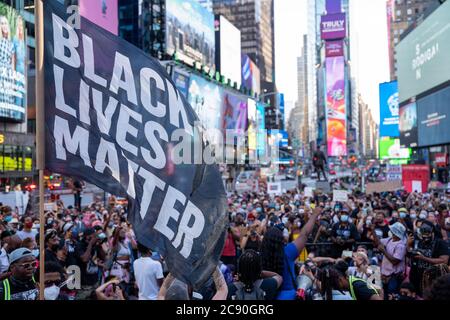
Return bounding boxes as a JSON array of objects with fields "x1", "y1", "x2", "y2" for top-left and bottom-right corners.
[
  {"x1": 325, "y1": 56, "x2": 347, "y2": 156},
  {"x1": 216, "y1": 15, "x2": 241, "y2": 86},
  {"x1": 241, "y1": 54, "x2": 261, "y2": 94},
  {"x1": 379, "y1": 137, "x2": 411, "y2": 160},
  {"x1": 399, "y1": 101, "x2": 418, "y2": 148},
  {"x1": 256, "y1": 103, "x2": 266, "y2": 156},
  {"x1": 166, "y1": 0, "x2": 215, "y2": 71},
  {"x1": 187, "y1": 74, "x2": 223, "y2": 146},
  {"x1": 79, "y1": 0, "x2": 118, "y2": 35},
  {"x1": 397, "y1": 0, "x2": 450, "y2": 103},
  {"x1": 417, "y1": 85, "x2": 450, "y2": 147},
  {"x1": 248, "y1": 99, "x2": 257, "y2": 151},
  {"x1": 221, "y1": 91, "x2": 248, "y2": 134},
  {"x1": 379, "y1": 81, "x2": 399, "y2": 137},
  {"x1": 172, "y1": 70, "x2": 190, "y2": 99},
  {"x1": 269, "y1": 130, "x2": 288, "y2": 148},
  {"x1": 0, "y1": 3, "x2": 26, "y2": 122},
  {"x1": 321, "y1": 13, "x2": 346, "y2": 40},
  {"x1": 325, "y1": 40, "x2": 344, "y2": 57}
]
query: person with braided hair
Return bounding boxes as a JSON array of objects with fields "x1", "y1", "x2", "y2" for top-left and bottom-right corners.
[
  {"x1": 227, "y1": 249, "x2": 282, "y2": 300},
  {"x1": 317, "y1": 261, "x2": 382, "y2": 300},
  {"x1": 261, "y1": 207, "x2": 322, "y2": 300}
]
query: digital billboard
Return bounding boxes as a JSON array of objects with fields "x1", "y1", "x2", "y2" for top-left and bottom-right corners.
[
  {"x1": 222, "y1": 91, "x2": 248, "y2": 134},
  {"x1": 396, "y1": 0, "x2": 450, "y2": 103},
  {"x1": 379, "y1": 137, "x2": 411, "y2": 160},
  {"x1": 172, "y1": 69, "x2": 190, "y2": 99},
  {"x1": 187, "y1": 74, "x2": 223, "y2": 146},
  {"x1": 241, "y1": 54, "x2": 261, "y2": 94},
  {"x1": 399, "y1": 101, "x2": 418, "y2": 148},
  {"x1": 256, "y1": 103, "x2": 266, "y2": 156},
  {"x1": 269, "y1": 130, "x2": 289, "y2": 148},
  {"x1": 379, "y1": 81, "x2": 399, "y2": 137},
  {"x1": 321, "y1": 13, "x2": 346, "y2": 40},
  {"x1": 417, "y1": 85, "x2": 450, "y2": 147},
  {"x1": 79, "y1": 0, "x2": 118, "y2": 35},
  {"x1": 215, "y1": 15, "x2": 241, "y2": 87},
  {"x1": 325, "y1": 40, "x2": 344, "y2": 57},
  {"x1": 325, "y1": 56, "x2": 347, "y2": 157},
  {"x1": 166, "y1": 0, "x2": 215, "y2": 71},
  {"x1": 0, "y1": 3, "x2": 26, "y2": 122},
  {"x1": 247, "y1": 99, "x2": 257, "y2": 151}
]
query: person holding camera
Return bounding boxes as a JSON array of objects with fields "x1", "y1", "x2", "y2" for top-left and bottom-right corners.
[
  {"x1": 372, "y1": 222, "x2": 407, "y2": 299},
  {"x1": 408, "y1": 220, "x2": 449, "y2": 297},
  {"x1": 95, "y1": 277, "x2": 125, "y2": 300}
]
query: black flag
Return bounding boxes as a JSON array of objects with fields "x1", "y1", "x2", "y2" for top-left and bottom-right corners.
[{"x1": 43, "y1": 1, "x2": 227, "y2": 288}]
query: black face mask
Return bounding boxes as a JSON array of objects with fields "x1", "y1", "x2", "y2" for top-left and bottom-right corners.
[
  {"x1": 50, "y1": 244, "x2": 59, "y2": 252},
  {"x1": 399, "y1": 295, "x2": 415, "y2": 301}
]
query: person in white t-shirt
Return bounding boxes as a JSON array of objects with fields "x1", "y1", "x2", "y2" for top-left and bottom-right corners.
[
  {"x1": 133, "y1": 243, "x2": 164, "y2": 300},
  {"x1": 16, "y1": 217, "x2": 37, "y2": 242}
]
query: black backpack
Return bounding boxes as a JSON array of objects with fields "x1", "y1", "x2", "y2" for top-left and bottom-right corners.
[{"x1": 233, "y1": 280, "x2": 265, "y2": 300}]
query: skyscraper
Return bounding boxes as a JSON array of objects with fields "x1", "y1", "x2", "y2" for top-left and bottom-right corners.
[
  {"x1": 296, "y1": 35, "x2": 309, "y2": 153},
  {"x1": 212, "y1": 0, "x2": 275, "y2": 83},
  {"x1": 387, "y1": 0, "x2": 439, "y2": 80}
]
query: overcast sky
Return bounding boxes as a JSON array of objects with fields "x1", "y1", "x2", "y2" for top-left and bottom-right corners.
[{"x1": 275, "y1": 0, "x2": 390, "y2": 123}]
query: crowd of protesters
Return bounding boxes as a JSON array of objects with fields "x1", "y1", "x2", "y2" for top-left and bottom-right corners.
[{"x1": 0, "y1": 177, "x2": 449, "y2": 300}]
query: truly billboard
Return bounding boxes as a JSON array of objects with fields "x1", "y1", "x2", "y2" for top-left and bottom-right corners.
[
  {"x1": 379, "y1": 137, "x2": 411, "y2": 160},
  {"x1": 417, "y1": 85, "x2": 450, "y2": 147},
  {"x1": 325, "y1": 56, "x2": 347, "y2": 157},
  {"x1": 0, "y1": 3, "x2": 26, "y2": 122},
  {"x1": 166, "y1": 0, "x2": 215, "y2": 71},
  {"x1": 379, "y1": 81, "x2": 399, "y2": 137},
  {"x1": 396, "y1": 0, "x2": 450, "y2": 103},
  {"x1": 321, "y1": 13, "x2": 346, "y2": 40},
  {"x1": 215, "y1": 15, "x2": 241, "y2": 87},
  {"x1": 399, "y1": 101, "x2": 418, "y2": 148},
  {"x1": 79, "y1": 0, "x2": 118, "y2": 35}
]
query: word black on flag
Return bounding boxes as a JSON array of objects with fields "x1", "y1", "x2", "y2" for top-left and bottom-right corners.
[{"x1": 43, "y1": 1, "x2": 227, "y2": 288}]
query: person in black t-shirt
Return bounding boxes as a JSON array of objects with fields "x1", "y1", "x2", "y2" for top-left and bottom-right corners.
[
  {"x1": 75, "y1": 228, "x2": 106, "y2": 300},
  {"x1": 227, "y1": 249, "x2": 282, "y2": 300},
  {"x1": 331, "y1": 211, "x2": 360, "y2": 258},
  {"x1": 0, "y1": 248, "x2": 38, "y2": 300},
  {"x1": 408, "y1": 221, "x2": 449, "y2": 297}
]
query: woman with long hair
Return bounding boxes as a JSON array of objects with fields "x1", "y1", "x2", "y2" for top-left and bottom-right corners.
[{"x1": 260, "y1": 207, "x2": 322, "y2": 300}]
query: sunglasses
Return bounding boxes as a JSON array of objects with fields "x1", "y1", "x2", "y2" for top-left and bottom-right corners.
[
  {"x1": 44, "y1": 279, "x2": 62, "y2": 288},
  {"x1": 16, "y1": 261, "x2": 37, "y2": 269}
]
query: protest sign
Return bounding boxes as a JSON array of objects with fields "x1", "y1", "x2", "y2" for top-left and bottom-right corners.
[
  {"x1": 365, "y1": 181, "x2": 403, "y2": 194},
  {"x1": 333, "y1": 190, "x2": 349, "y2": 202},
  {"x1": 304, "y1": 187, "x2": 314, "y2": 198},
  {"x1": 267, "y1": 182, "x2": 282, "y2": 196},
  {"x1": 43, "y1": 1, "x2": 227, "y2": 288}
]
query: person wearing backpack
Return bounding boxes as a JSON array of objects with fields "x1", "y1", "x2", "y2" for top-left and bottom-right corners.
[{"x1": 227, "y1": 249, "x2": 282, "y2": 300}]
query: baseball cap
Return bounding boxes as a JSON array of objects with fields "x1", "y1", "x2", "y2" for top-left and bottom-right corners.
[
  {"x1": 398, "y1": 208, "x2": 408, "y2": 213},
  {"x1": 9, "y1": 218, "x2": 19, "y2": 224},
  {"x1": 8, "y1": 248, "x2": 34, "y2": 265},
  {"x1": 62, "y1": 222, "x2": 74, "y2": 233}
]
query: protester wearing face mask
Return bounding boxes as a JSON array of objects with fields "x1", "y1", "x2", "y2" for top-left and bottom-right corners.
[
  {"x1": 43, "y1": 229, "x2": 63, "y2": 268},
  {"x1": 398, "y1": 208, "x2": 413, "y2": 232},
  {"x1": 16, "y1": 217, "x2": 38, "y2": 242},
  {"x1": 331, "y1": 211, "x2": 360, "y2": 259},
  {"x1": 38, "y1": 261, "x2": 68, "y2": 300},
  {"x1": 372, "y1": 222, "x2": 407, "y2": 299},
  {"x1": 408, "y1": 221, "x2": 449, "y2": 297}
]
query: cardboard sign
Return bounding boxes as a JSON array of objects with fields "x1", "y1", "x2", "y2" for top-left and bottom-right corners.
[
  {"x1": 44, "y1": 203, "x2": 57, "y2": 212},
  {"x1": 365, "y1": 181, "x2": 403, "y2": 194},
  {"x1": 412, "y1": 180, "x2": 422, "y2": 193},
  {"x1": 267, "y1": 182, "x2": 282, "y2": 196},
  {"x1": 304, "y1": 187, "x2": 314, "y2": 198},
  {"x1": 333, "y1": 190, "x2": 349, "y2": 202}
]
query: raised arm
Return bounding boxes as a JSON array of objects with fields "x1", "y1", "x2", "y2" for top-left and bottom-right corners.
[
  {"x1": 211, "y1": 267, "x2": 228, "y2": 300},
  {"x1": 293, "y1": 207, "x2": 322, "y2": 253}
]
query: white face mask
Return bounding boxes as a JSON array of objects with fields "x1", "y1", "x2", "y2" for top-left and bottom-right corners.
[
  {"x1": 282, "y1": 217, "x2": 288, "y2": 224},
  {"x1": 44, "y1": 285, "x2": 60, "y2": 300}
]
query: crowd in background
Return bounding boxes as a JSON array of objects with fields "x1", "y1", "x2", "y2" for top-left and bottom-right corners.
[{"x1": 0, "y1": 180, "x2": 449, "y2": 300}]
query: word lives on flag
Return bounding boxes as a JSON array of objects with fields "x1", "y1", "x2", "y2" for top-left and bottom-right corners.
[{"x1": 43, "y1": 1, "x2": 227, "y2": 288}]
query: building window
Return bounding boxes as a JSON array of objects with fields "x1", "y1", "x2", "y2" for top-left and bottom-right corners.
[
  {"x1": 407, "y1": 8, "x2": 412, "y2": 15},
  {"x1": 396, "y1": 10, "x2": 401, "y2": 17}
]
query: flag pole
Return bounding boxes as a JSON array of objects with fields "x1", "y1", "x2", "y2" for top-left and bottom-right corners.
[{"x1": 35, "y1": 0, "x2": 45, "y2": 301}]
